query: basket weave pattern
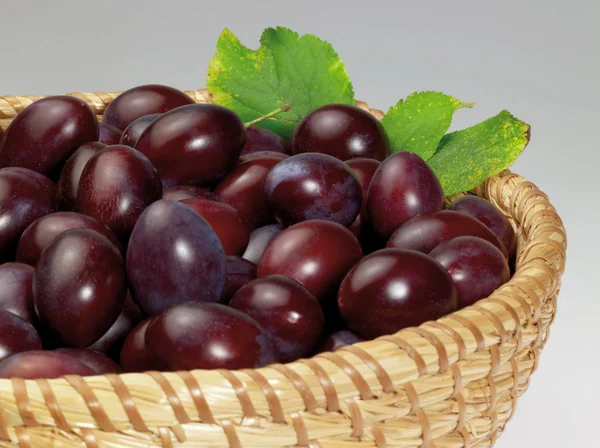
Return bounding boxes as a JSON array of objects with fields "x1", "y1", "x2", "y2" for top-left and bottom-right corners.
[{"x1": 0, "y1": 89, "x2": 566, "y2": 448}]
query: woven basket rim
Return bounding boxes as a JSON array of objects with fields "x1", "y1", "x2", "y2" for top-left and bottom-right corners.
[{"x1": 0, "y1": 89, "x2": 567, "y2": 448}]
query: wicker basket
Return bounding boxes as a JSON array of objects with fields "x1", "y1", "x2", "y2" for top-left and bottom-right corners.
[{"x1": 0, "y1": 89, "x2": 567, "y2": 448}]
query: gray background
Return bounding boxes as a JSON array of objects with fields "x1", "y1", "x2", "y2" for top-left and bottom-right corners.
[{"x1": 1, "y1": 0, "x2": 598, "y2": 446}]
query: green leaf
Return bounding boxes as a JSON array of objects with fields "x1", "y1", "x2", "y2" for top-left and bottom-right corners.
[
  {"x1": 380, "y1": 92, "x2": 473, "y2": 160},
  {"x1": 207, "y1": 27, "x2": 355, "y2": 138},
  {"x1": 428, "y1": 110, "x2": 531, "y2": 195}
]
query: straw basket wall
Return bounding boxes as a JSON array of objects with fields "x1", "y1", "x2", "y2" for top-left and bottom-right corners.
[{"x1": 0, "y1": 89, "x2": 567, "y2": 448}]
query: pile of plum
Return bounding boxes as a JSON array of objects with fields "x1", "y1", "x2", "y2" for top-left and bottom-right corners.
[{"x1": 0, "y1": 85, "x2": 516, "y2": 378}]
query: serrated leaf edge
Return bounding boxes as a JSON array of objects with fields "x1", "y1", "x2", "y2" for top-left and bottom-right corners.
[
  {"x1": 207, "y1": 27, "x2": 355, "y2": 123},
  {"x1": 431, "y1": 109, "x2": 531, "y2": 195},
  {"x1": 383, "y1": 91, "x2": 474, "y2": 118}
]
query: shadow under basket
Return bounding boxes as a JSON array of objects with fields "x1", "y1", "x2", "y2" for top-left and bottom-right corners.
[{"x1": 0, "y1": 89, "x2": 567, "y2": 448}]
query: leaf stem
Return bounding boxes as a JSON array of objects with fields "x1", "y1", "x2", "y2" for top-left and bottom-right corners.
[{"x1": 244, "y1": 104, "x2": 291, "y2": 128}]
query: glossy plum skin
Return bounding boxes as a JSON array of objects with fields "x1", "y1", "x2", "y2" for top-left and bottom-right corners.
[
  {"x1": 368, "y1": 152, "x2": 445, "y2": 238},
  {"x1": 239, "y1": 151, "x2": 289, "y2": 163},
  {"x1": 0, "y1": 311, "x2": 42, "y2": 363},
  {"x1": 88, "y1": 294, "x2": 143, "y2": 359},
  {"x1": 430, "y1": 236, "x2": 510, "y2": 309},
  {"x1": 76, "y1": 145, "x2": 162, "y2": 241},
  {"x1": 0, "y1": 263, "x2": 36, "y2": 324},
  {"x1": 55, "y1": 142, "x2": 106, "y2": 211},
  {"x1": 230, "y1": 275, "x2": 324, "y2": 361},
  {"x1": 120, "y1": 319, "x2": 154, "y2": 372},
  {"x1": 145, "y1": 302, "x2": 277, "y2": 370},
  {"x1": 16, "y1": 212, "x2": 120, "y2": 266},
  {"x1": 0, "y1": 168, "x2": 55, "y2": 261},
  {"x1": 135, "y1": 104, "x2": 245, "y2": 187},
  {"x1": 346, "y1": 158, "x2": 380, "y2": 237},
  {"x1": 126, "y1": 200, "x2": 226, "y2": 315},
  {"x1": 338, "y1": 249, "x2": 457, "y2": 339},
  {"x1": 215, "y1": 156, "x2": 283, "y2": 230},
  {"x1": 318, "y1": 330, "x2": 364, "y2": 353},
  {"x1": 221, "y1": 256, "x2": 257, "y2": 302},
  {"x1": 347, "y1": 158, "x2": 380, "y2": 204},
  {"x1": 0, "y1": 96, "x2": 98, "y2": 176},
  {"x1": 449, "y1": 196, "x2": 517, "y2": 258},
  {"x1": 103, "y1": 85, "x2": 194, "y2": 131},
  {"x1": 33, "y1": 229, "x2": 127, "y2": 347},
  {"x1": 163, "y1": 185, "x2": 222, "y2": 202},
  {"x1": 5, "y1": 168, "x2": 56, "y2": 198},
  {"x1": 55, "y1": 348, "x2": 123, "y2": 374},
  {"x1": 120, "y1": 114, "x2": 162, "y2": 147},
  {"x1": 181, "y1": 199, "x2": 250, "y2": 256},
  {"x1": 98, "y1": 123, "x2": 122, "y2": 145},
  {"x1": 258, "y1": 220, "x2": 363, "y2": 300},
  {"x1": 292, "y1": 104, "x2": 391, "y2": 161},
  {"x1": 0, "y1": 350, "x2": 95, "y2": 379},
  {"x1": 241, "y1": 126, "x2": 290, "y2": 156},
  {"x1": 386, "y1": 210, "x2": 508, "y2": 258},
  {"x1": 242, "y1": 223, "x2": 285, "y2": 265},
  {"x1": 263, "y1": 153, "x2": 362, "y2": 227}
]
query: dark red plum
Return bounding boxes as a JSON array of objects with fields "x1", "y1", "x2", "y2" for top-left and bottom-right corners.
[
  {"x1": 76, "y1": 145, "x2": 162, "y2": 241},
  {"x1": 103, "y1": 85, "x2": 194, "y2": 130},
  {"x1": 126, "y1": 200, "x2": 226, "y2": 315},
  {"x1": 368, "y1": 152, "x2": 445, "y2": 238},
  {"x1": 347, "y1": 158, "x2": 380, "y2": 200},
  {"x1": 16, "y1": 212, "x2": 120, "y2": 266},
  {"x1": 4, "y1": 168, "x2": 56, "y2": 198},
  {"x1": 0, "y1": 168, "x2": 55, "y2": 261},
  {"x1": 33, "y1": 229, "x2": 127, "y2": 347},
  {"x1": 55, "y1": 348, "x2": 123, "y2": 374},
  {"x1": 318, "y1": 330, "x2": 364, "y2": 353},
  {"x1": 0, "y1": 96, "x2": 98, "y2": 176},
  {"x1": 98, "y1": 123, "x2": 122, "y2": 145},
  {"x1": 242, "y1": 223, "x2": 286, "y2": 265},
  {"x1": 55, "y1": 142, "x2": 106, "y2": 211},
  {"x1": 238, "y1": 151, "x2": 289, "y2": 163},
  {"x1": 0, "y1": 350, "x2": 95, "y2": 379},
  {"x1": 221, "y1": 256, "x2": 257, "y2": 302},
  {"x1": 346, "y1": 158, "x2": 380, "y2": 237},
  {"x1": 386, "y1": 210, "x2": 508, "y2": 258},
  {"x1": 120, "y1": 319, "x2": 155, "y2": 372},
  {"x1": 338, "y1": 249, "x2": 457, "y2": 339},
  {"x1": 135, "y1": 104, "x2": 245, "y2": 187},
  {"x1": 0, "y1": 263, "x2": 36, "y2": 324},
  {"x1": 0, "y1": 311, "x2": 42, "y2": 363},
  {"x1": 145, "y1": 302, "x2": 277, "y2": 370},
  {"x1": 163, "y1": 185, "x2": 222, "y2": 202},
  {"x1": 241, "y1": 126, "x2": 290, "y2": 156},
  {"x1": 430, "y1": 236, "x2": 510, "y2": 308},
  {"x1": 180, "y1": 198, "x2": 250, "y2": 256},
  {"x1": 215, "y1": 156, "x2": 282, "y2": 230},
  {"x1": 258, "y1": 220, "x2": 363, "y2": 300},
  {"x1": 263, "y1": 153, "x2": 362, "y2": 227},
  {"x1": 449, "y1": 195, "x2": 517, "y2": 258},
  {"x1": 88, "y1": 294, "x2": 143, "y2": 359},
  {"x1": 230, "y1": 275, "x2": 324, "y2": 361},
  {"x1": 120, "y1": 114, "x2": 162, "y2": 147},
  {"x1": 292, "y1": 104, "x2": 391, "y2": 161}
]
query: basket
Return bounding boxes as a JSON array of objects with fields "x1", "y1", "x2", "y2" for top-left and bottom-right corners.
[{"x1": 0, "y1": 89, "x2": 567, "y2": 448}]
